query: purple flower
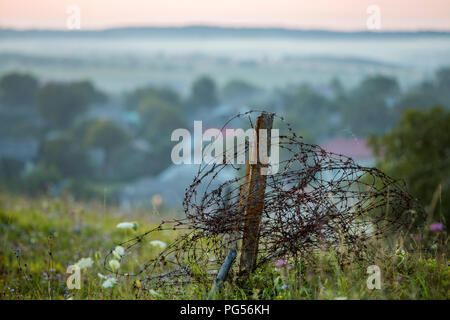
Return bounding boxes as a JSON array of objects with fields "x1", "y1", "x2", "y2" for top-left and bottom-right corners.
[
  {"x1": 430, "y1": 222, "x2": 444, "y2": 232},
  {"x1": 413, "y1": 234, "x2": 421, "y2": 242},
  {"x1": 280, "y1": 284, "x2": 287, "y2": 290},
  {"x1": 69, "y1": 210, "x2": 75, "y2": 215},
  {"x1": 275, "y1": 259, "x2": 287, "y2": 268}
]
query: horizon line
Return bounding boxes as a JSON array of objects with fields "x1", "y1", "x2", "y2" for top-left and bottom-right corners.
[{"x1": 1, "y1": 24, "x2": 450, "y2": 34}]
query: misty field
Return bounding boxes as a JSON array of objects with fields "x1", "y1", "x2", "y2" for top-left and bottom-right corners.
[{"x1": 0, "y1": 193, "x2": 448, "y2": 300}]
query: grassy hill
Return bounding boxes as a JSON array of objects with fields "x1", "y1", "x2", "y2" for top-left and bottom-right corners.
[{"x1": 0, "y1": 193, "x2": 448, "y2": 299}]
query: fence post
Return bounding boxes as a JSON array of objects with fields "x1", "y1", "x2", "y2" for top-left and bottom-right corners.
[{"x1": 239, "y1": 112, "x2": 274, "y2": 276}]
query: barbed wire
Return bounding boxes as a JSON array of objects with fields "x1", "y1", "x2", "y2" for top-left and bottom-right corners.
[{"x1": 104, "y1": 110, "x2": 419, "y2": 288}]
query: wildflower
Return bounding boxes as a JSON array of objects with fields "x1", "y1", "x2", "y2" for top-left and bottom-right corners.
[
  {"x1": 74, "y1": 257, "x2": 93, "y2": 269},
  {"x1": 116, "y1": 222, "x2": 138, "y2": 231},
  {"x1": 430, "y1": 222, "x2": 444, "y2": 232},
  {"x1": 149, "y1": 240, "x2": 167, "y2": 249},
  {"x1": 134, "y1": 280, "x2": 142, "y2": 289},
  {"x1": 275, "y1": 259, "x2": 287, "y2": 268},
  {"x1": 109, "y1": 259, "x2": 120, "y2": 272},
  {"x1": 112, "y1": 246, "x2": 125, "y2": 259},
  {"x1": 102, "y1": 277, "x2": 118, "y2": 288},
  {"x1": 152, "y1": 194, "x2": 163, "y2": 207},
  {"x1": 97, "y1": 273, "x2": 108, "y2": 279},
  {"x1": 69, "y1": 210, "x2": 75, "y2": 216},
  {"x1": 280, "y1": 284, "x2": 287, "y2": 290},
  {"x1": 149, "y1": 289, "x2": 161, "y2": 296}
]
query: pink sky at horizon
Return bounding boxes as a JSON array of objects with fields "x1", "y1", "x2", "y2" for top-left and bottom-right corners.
[{"x1": 1, "y1": 0, "x2": 450, "y2": 31}]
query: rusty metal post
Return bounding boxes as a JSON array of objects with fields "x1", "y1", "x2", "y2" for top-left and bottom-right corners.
[{"x1": 239, "y1": 112, "x2": 274, "y2": 276}]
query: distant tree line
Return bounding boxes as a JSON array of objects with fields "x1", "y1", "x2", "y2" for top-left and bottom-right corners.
[{"x1": 0, "y1": 68, "x2": 448, "y2": 215}]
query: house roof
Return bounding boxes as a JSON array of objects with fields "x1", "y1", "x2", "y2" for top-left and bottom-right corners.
[{"x1": 320, "y1": 137, "x2": 373, "y2": 159}]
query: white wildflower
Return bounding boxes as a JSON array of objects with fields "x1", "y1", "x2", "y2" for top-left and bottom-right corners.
[
  {"x1": 102, "y1": 277, "x2": 118, "y2": 288},
  {"x1": 116, "y1": 222, "x2": 138, "y2": 231},
  {"x1": 97, "y1": 273, "x2": 108, "y2": 279},
  {"x1": 113, "y1": 245, "x2": 125, "y2": 259},
  {"x1": 149, "y1": 240, "x2": 167, "y2": 249},
  {"x1": 149, "y1": 289, "x2": 161, "y2": 296},
  {"x1": 109, "y1": 259, "x2": 120, "y2": 272},
  {"x1": 74, "y1": 257, "x2": 93, "y2": 269}
]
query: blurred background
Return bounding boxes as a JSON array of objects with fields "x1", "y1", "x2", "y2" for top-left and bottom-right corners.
[{"x1": 0, "y1": 1, "x2": 448, "y2": 225}]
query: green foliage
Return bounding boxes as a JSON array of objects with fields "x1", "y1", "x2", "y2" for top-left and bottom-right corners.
[
  {"x1": 41, "y1": 136, "x2": 92, "y2": 178},
  {"x1": 137, "y1": 96, "x2": 187, "y2": 173},
  {"x1": 284, "y1": 85, "x2": 336, "y2": 141},
  {"x1": 222, "y1": 79, "x2": 260, "y2": 101},
  {"x1": 0, "y1": 195, "x2": 447, "y2": 300},
  {"x1": 36, "y1": 80, "x2": 105, "y2": 128},
  {"x1": 22, "y1": 164, "x2": 62, "y2": 195},
  {"x1": 0, "y1": 72, "x2": 39, "y2": 107},
  {"x1": 138, "y1": 96, "x2": 186, "y2": 142},
  {"x1": 341, "y1": 75, "x2": 400, "y2": 136},
  {"x1": 85, "y1": 120, "x2": 130, "y2": 153},
  {"x1": 186, "y1": 75, "x2": 219, "y2": 109},
  {"x1": 369, "y1": 106, "x2": 450, "y2": 227},
  {"x1": 125, "y1": 86, "x2": 180, "y2": 110},
  {"x1": 436, "y1": 67, "x2": 450, "y2": 92},
  {"x1": 0, "y1": 157, "x2": 24, "y2": 182},
  {"x1": 85, "y1": 120, "x2": 130, "y2": 177}
]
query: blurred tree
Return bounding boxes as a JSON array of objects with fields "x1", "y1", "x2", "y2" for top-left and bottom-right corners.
[
  {"x1": 22, "y1": 163, "x2": 61, "y2": 195},
  {"x1": 125, "y1": 86, "x2": 180, "y2": 110},
  {"x1": 329, "y1": 77, "x2": 345, "y2": 96},
  {"x1": 369, "y1": 106, "x2": 450, "y2": 228},
  {"x1": 222, "y1": 79, "x2": 259, "y2": 101},
  {"x1": 0, "y1": 157, "x2": 24, "y2": 191},
  {"x1": 354, "y1": 75, "x2": 400, "y2": 98},
  {"x1": 186, "y1": 75, "x2": 219, "y2": 109},
  {"x1": 85, "y1": 120, "x2": 130, "y2": 176},
  {"x1": 36, "y1": 80, "x2": 105, "y2": 129},
  {"x1": 436, "y1": 67, "x2": 450, "y2": 91},
  {"x1": 392, "y1": 67, "x2": 450, "y2": 118},
  {"x1": 41, "y1": 136, "x2": 92, "y2": 178},
  {"x1": 393, "y1": 88, "x2": 442, "y2": 115},
  {"x1": 138, "y1": 96, "x2": 187, "y2": 173},
  {"x1": 138, "y1": 96, "x2": 186, "y2": 141},
  {"x1": 0, "y1": 72, "x2": 39, "y2": 107},
  {"x1": 342, "y1": 75, "x2": 400, "y2": 136},
  {"x1": 283, "y1": 85, "x2": 336, "y2": 141}
]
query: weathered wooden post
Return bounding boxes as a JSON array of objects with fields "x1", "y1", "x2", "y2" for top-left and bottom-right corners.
[
  {"x1": 239, "y1": 112, "x2": 274, "y2": 276},
  {"x1": 208, "y1": 112, "x2": 274, "y2": 298}
]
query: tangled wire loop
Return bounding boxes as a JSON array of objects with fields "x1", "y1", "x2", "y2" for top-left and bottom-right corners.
[{"x1": 106, "y1": 111, "x2": 418, "y2": 287}]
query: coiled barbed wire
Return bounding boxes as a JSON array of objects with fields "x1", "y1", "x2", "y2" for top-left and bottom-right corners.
[{"x1": 104, "y1": 110, "x2": 419, "y2": 288}]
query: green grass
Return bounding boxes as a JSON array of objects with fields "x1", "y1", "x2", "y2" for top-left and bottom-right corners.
[{"x1": 0, "y1": 193, "x2": 448, "y2": 300}]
